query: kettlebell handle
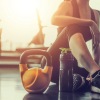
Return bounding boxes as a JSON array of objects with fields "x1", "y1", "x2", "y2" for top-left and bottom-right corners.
[{"x1": 20, "y1": 49, "x2": 52, "y2": 66}]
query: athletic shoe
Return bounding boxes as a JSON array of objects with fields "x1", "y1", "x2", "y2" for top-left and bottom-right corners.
[{"x1": 91, "y1": 71, "x2": 100, "y2": 93}]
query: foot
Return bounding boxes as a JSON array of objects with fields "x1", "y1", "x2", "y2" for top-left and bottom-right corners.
[{"x1": 91, "y1": 71, "x2": 100, "y2": 93}]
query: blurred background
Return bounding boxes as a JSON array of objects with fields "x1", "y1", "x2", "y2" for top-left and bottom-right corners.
[{"x1": 0, "y1": 0, "x2": 99, "y2": 51}]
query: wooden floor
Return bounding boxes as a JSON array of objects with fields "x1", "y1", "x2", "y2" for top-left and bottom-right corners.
[{"x1": 0, "y1": 67, "x2": 100, "y2": 100}]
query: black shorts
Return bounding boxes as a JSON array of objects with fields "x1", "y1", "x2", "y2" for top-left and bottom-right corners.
[{"x1": 66, "y1": 24, "x2": 92, "y2": 41}]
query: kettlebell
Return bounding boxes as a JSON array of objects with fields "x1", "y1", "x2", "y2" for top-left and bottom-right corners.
[{"x1": 19, "y1": 49, "x2": 53, "y2": 93}]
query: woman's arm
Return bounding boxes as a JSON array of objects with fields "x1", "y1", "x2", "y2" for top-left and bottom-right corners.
[
  {"x1": 51, "y1": 15, "x2": 93, "y2": 27},
  {"x1": 51, "y1": 1, "x2": 93, "y2": 27}
]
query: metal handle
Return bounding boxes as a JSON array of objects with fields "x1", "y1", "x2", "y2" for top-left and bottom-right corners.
[{"x1": 20, "y1": 49, "x2": 52, "y2": 66}]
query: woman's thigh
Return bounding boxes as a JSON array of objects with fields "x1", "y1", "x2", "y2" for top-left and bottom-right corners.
[{"x1": 67, "y1": 25, "x2": 92, "y2": 41}]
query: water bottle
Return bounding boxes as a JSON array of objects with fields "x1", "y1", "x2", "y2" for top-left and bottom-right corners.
[{"x1": 59, "y1": 48, "x2": 74, "y2": 92}]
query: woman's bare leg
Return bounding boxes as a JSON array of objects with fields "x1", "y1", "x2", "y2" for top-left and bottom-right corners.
[{"x1": 69, "y1": 32, "x2": 100, "y2": 76}]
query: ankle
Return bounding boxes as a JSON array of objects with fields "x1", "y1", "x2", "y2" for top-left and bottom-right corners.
[{"x1": 90, "y1": 70, "x2": 100, "y2": 78}]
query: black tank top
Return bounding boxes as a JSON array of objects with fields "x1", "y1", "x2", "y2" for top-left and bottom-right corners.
[{"x1": 57, "y1": 0, "x2": 96, "y2": 35}]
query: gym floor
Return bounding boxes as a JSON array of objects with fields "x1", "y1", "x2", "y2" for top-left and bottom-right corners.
[{"x1": 0, "y1": 67, "x2": 100, "y2": 100}]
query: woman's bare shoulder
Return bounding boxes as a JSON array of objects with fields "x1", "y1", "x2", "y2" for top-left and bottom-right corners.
[{"x1": 53, "y1": 0, "x2": 73, "y2": 16}]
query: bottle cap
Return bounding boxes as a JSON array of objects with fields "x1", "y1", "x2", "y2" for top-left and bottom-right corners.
[{"x1": 59, "y1": 48, "x2": 71, "y2": 53}]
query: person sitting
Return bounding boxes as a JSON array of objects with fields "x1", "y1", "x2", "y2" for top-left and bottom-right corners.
[{"x1": 41, "y1": 0, "x2": 100, "y2": 93}]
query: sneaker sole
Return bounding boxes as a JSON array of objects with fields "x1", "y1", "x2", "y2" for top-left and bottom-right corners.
[{"x1": 91, "y1": 86, "x2": 100, "y2": 93}]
